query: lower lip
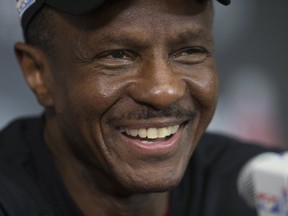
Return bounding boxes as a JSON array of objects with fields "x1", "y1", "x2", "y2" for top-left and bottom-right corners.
[{"x1": 119, "y1": 127, "x2": 184, "y2": 156}]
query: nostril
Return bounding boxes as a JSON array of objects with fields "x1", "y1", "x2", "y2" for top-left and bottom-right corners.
[{"x1": 152, "y1": 87, "x2": 178, "y2": 97}]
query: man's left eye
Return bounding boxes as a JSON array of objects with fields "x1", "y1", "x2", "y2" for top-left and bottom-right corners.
[
  {"x1": 107, "y1": 51, "x2": 128, "y2": 59},
  {"x1": 171, "y1": 47, "x2": 209, "y2": 64},
  {"x1": 103, "y1": 50, "x2": 133, "y2": 60},
  {"x1": 96, "y1": 50, "x2": 136, "y2": 67}
]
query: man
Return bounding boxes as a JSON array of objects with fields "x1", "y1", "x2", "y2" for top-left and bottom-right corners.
[{"x1": 0, "y1": 0, "x2": 278, "y2": 215}]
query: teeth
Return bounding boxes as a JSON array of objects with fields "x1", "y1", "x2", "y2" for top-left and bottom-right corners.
[
  {"x1": 130, "y1": 129, "x2": 138, "y2": 137},
  {"x1": 138, "y1": 128, "x2": 147, "y2": 138},
  {"x1": 157, "y1": 127, "x2": 168, "y2": 138},
  {"x1": 123, "y1": 125, "x2": 180, "y2": 140},
  {"x1": 171, "y1": 125, "x2": 179, "y2": 134},
  {"x1": 147, "y1": 128, "x2": 158, "y2": 139}
]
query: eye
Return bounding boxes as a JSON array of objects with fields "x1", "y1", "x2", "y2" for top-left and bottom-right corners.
[
  {"x1": 96, "y1": 50, "x2": 137, "y2": 67},
  {"x1": 171, "y1": 47, "x2": 209, "y2": 64},
  {"x1": 105, "y1": 51, "x2": 129, "y2": 59},
  {"x1": 99, "y1": 50, "x2": 135, "y2": 61}
]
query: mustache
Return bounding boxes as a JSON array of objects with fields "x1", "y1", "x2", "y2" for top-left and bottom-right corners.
[{"x1": 106, "y1": 105, "x2": 196, "y2": 124}]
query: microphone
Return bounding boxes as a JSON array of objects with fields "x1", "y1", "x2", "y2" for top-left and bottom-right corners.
[{"x1": 237, "y1": 152, "x2": 288, "y2": 216}]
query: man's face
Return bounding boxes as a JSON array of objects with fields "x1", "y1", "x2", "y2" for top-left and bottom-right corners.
[{"x1": 46, "y1": 0, "x2": 218, "y2": 193}]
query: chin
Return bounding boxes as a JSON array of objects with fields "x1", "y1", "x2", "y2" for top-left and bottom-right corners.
[
  {"x1": 127, "y1": 179, "x2": 182, "y2": 194},
  {"x1": 118, "y1": 168, "x2": 185, "y2": 194}
]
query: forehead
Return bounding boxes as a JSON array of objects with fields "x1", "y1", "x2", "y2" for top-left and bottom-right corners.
[
  {"x1": 53, "y1": 0, "x2": 213, "y2": 49},
  {"x1": 58, "y1": 0, "x2": 212, "y2": 29}
]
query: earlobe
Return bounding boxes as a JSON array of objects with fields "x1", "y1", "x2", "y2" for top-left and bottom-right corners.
[{"x1": 14, "y1": 42, "x2": 54, "y2": 107}]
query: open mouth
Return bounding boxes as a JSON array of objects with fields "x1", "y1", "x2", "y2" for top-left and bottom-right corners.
[{"x1": 120, "y1": 124, "x2": 181, "y2": 144}]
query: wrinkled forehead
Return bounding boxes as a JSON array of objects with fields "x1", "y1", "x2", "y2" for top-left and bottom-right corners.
[{"x1": 17, "y1": 0, "x2": 230, "y2": 31}]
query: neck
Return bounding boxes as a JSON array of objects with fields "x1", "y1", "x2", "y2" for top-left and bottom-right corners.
[
  {"x1": 44, "y1": 114, "x2": 170, "y2": 216},
  {"x1": 58, "y1": 159, "x2": 169, "y2": 216},
  {"x1": 54, "y1": 154, "x2": 170, "y2": 216}
]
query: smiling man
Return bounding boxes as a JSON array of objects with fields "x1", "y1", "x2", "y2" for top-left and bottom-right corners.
[{"x1": 0, "y1": 0, "x2": 279, "y2": 215}]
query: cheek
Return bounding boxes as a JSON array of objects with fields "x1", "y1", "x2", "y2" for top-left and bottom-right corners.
[
  {"x1": 196, "y1": 69, "x2": 218, "y2": 108},
  {"x1": 183, "y1": 62, "x2": 218, "y2": 141},
  {"x1": 50, "y1": 72, "x2": 131, "y2": 160},
  {"x1": 185, "y1": 63, "x2": 218, "y2": 110},
  {"x1": 54, "y1": 73, "x2": 128, "y2": 120}
]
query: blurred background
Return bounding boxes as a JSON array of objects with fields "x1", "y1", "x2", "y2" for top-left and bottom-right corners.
[{"x1": 0, "y1": 0, "x2": 287, "y2": 148}]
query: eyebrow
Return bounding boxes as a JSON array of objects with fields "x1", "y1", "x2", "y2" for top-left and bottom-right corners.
[
  {"x1": 174, "y1": 29, "x2": 214, "y2": 47},
  {"x1": 178, "y1": 29, "x2": 212, "y2": 42},
  {"x1": 94, "y1": 28, "x2": 214, "y2": 50},
  {"x1": 96, "y1": 32, "x2": 151, "y2": 50}
]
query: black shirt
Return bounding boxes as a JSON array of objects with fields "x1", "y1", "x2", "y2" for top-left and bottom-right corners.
[{"x1": 0, "y1": 116, "x2": 272, "y2": 216}]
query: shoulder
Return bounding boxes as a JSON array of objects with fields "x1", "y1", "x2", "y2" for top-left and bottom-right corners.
[
  {"x1": 195, "y1": 132, "x2": 275, "y2": 168},
  {"x1": 184, "y1": 133, "x2": 279, "y2": 216},
  {"x1": 0, "y1": 116, "x2": 56, "y2": 215},
  {"x1": 0, "y1": 116, "x2": 42, "y2": 141},
  {"x1": 0, "y1": 162, "x2": 54, "y2": 216},
  {"x1": 0, "y1": 116, "x2": 43, "y2": 163}
]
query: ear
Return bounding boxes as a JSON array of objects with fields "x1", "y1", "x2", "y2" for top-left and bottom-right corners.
[{"x1": 14, "y1": 42, "x2": 54, "y2": 107}]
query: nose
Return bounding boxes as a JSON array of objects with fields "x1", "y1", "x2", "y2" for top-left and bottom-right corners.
[{"x1": 128, "y1": 59, "x2": 186, "y2": 110}]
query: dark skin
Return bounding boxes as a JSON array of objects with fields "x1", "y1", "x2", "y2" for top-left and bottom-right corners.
[{"x1": 15, "y1": 0, "x2": 218, "y2": 215}]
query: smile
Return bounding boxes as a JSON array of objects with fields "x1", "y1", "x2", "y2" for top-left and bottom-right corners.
[
  {"x1": 116, "y1": 121, "x2": 187, "y2": 155},
  {"x1": 122, "y1": 125, "x2": 180, "y2": 140}
]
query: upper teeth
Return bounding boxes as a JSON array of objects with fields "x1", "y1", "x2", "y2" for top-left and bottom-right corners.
[{"x1": 123, "y1": 125, "x2": 179, "y2": 139}]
